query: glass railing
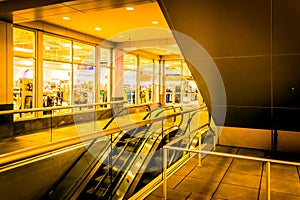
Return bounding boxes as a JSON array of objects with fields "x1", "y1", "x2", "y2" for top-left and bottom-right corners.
[
  {"x1": 0, "y1": 105, "x2": 209, "y2": 200},
  {"x1": 0, "y1": 101, "x2": 157, "y2": 155}
]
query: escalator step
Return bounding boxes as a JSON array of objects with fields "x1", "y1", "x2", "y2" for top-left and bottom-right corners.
[
  {"x1": 95, "y1": 188, "x2": 106, "y2": 197},
  {"x1": 86, "y1": 187, "x2": 96, "y2": 195},
  {"x1": 95, "y1": 175, "x2": 104, "y2": 182}
]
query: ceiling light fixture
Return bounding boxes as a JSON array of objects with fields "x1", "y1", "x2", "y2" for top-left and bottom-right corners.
[
  {"x1": 62, "y1": 16, "x2": 70, "y2": 20},
  {"x1": 95, "y1": 27, "x2": 102, "y2": 31},
  {"x1": 152, "y1": 21, "x2": 159, "y2": 25},
  {"x1": 118, "y1": 35, "x2": 124, "y2": 38},
  {"x1": 126, "y1": 7, "x2": 134, "y2": 11}
]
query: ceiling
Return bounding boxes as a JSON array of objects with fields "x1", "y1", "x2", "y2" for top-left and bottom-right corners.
[{"x1": 11, "y1": 0, "x2": 181, "y2": 57}]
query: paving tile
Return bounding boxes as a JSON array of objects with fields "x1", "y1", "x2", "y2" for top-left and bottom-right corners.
[
  {"x1": 201, "y1": 155, "x2": 233, "y2": 170},
  {"x1": 237, "y1": 148, "x2": 265, "y2": 158},
  {"x1": 262, "y1": 163, "x2": 299, "y2": 181},
  {"x1": 174, "y1": 164, "x2": 196, "y2": 177},
  {"x1": 187, "y1": 192, "x2": 211, "y2": 200},
  {"x1": 228, "y1": 159, "x2": 263, "y2": 176},
  {"x1": 260, "y1": 175, "x2": 300, "y2": 195},
  {"x1": 222, "y1": 171, "x2": 261, "y2": 188},
  {"x1": 149, "y1": 185, "x2": 191, "y2": 199},
  {"x1": 213, "y1": 183, "x2": 259, "y2": 200},
  {"x1": 259, "y1": 189, "x2": 300, "y2": 200},
  {"x1": 214, "y1": 146, "x2": 239, "y2": 154},
  {"x1": 168, "y1": 174, "x2": 185, "y2": 189},
  {"x1": 188, "y1": 165, "x2": 227, "y2": 182},
  {"x1": 176, "y1": 177, "x2": 219, "y2": 196}
]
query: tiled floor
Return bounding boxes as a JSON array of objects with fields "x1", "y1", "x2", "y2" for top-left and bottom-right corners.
[{"x1": 146, "y1": 146, "x2": 300, "y2": 200}]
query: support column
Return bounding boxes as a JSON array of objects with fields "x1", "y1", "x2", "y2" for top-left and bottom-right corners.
[
  {"x1": 0, "y1": 21, "x2": 13, "y2": 138},
  {"x1": 111, "y1": 48, "x2": 124, "y2": 114}
]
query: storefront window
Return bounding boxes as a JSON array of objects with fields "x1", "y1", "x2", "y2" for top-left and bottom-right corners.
[
  {"x1": 73, "y1": 41, "x2": 95, "y2": 65},
  {"x1": 153, "y1": 60, "x2": 160, "y2": 102},
  {"x1": 139, "y1": 57, "x2": 153, "y2": 103},
  {"x1": 73, "y1": 65, "x2": 95, "y2": 105},
  {"x1": 13, "y1": 27, "x2": 36, "y2": 119},
  {"x1": 99, "y1": 48, "x2": 111, "y2": 103},
  {"x1": 182, "y1": 62, "x2": 200, "y2": 107},
  {"x1": 165, "y1": 60, "x2": 182, "y2": 104},
  {"x1": 43, "y1": 61, "x2": 72, "y2": 110},
  {"x1": 124, "y1": 54, "x2": 137, "y2": 104},
  {"x1": 43, "y1": 34, "x2": 71, "y2": 62}
]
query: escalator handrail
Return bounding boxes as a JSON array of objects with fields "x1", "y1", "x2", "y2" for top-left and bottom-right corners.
[{"x1": 102, "y1": 104, "x2": 151, "y2": 130}]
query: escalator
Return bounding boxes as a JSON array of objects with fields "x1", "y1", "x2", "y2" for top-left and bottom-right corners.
[
  {"x1": 45, "y1": 105, "x2": 207, "y2": 200},
  {"x1": 46, "y1": 104, "x2": 152, "y2": 199},
  {"x1": 76, "y1": 106, "x2": 182, "y2": 199}
]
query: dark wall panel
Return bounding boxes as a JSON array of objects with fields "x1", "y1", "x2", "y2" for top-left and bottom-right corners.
[
  {"x1": 225, "y1": 106, "x2": 272, "y2": 129},
  {"x1": 215, "y1": 57, "x2": 271, "y2": 107},
  {"x1": 159, "y1": 0, "x2": 270, "y2": 57},
  {"x1": 273, "y1": 55, "x2": 300, "y2": 108},
  {"x1": 274, "y1": 108, "x2": 300, "y2": 131},
  {"x1": 273, "y1": 0, "x2": 300, "y2": 54}
]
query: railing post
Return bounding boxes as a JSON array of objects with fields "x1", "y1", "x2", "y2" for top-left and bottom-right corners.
[
  {"x1": 198, "y1": 131, "x2": 202, "y2": 167},
  {"x1": 266, "y1": 161, "x2": 271, "y2": 200},
  {"x1": 163, "y1": 147, "x2": 168, "y2": 200},
  {"x1": 50, "y1": 109, "x2": 53, "y2": 143}
]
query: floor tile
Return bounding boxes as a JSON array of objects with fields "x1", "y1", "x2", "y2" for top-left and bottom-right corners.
[
  {"x1": 259, "y1": 189, "x2": 300, "y2": 200},
  {"x1": 175, "y1": 177, "x2": 219, "y2": 196},
  {"x1": 260, "y1": 175, "x2": 300, "y2": 195},
  {"x1": 222, "y1": 171, "x2": 261, "y2": 188},
  {"x1": 213, "y1": 183, "x2": 259, "y2": 200},
  {"x1": 187, "y1": 192, "x2": 211, "y2": 200},
  {"x1": 188, "y1": 165, "x2": 227, "y2": 182},
  {"x1": 228, "y1": 159, "x2": 263, "y2": 176},
  {"x1": 262, "y1": 163, "x2": 299, "y2": 181}
]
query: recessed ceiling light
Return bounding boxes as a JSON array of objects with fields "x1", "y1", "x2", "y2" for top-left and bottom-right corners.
[
  {"x1": 126, "y1": 7, "x2": 134, "y2": 11},
  {"x1": 152, "y1": 21, "x2": 159, "y2": 25},
  {"x1": 62, "y1": 16, "x2": 70, "y2": 20},
  {"x1": 118, "y1": 35, "x2": 124, "y2": 38},
  {"x1": 95, "y1": 27, "x2": 102, "y2": 31}
]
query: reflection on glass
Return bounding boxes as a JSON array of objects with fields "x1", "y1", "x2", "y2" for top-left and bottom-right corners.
[
  {"x1": 13, "y1": 27, "x2": 35, "y2": 58},
  {"x1": 13, "y1": 27, "x2": 36, "y2": 119},
  {"x1": 73, "y1": 42, "x2": 95, "y2": 65},
  {"x1": 73, "y1": 65, "x2": 95, "y2": 105},
  {"x1": 140, "y1": 57, "x2": 153, "y2": 103},
  {"x1": 165, "y1": 60, "x2": 182, "y2": 104},
  {"x1": 13, "y1": 57, "x2": 35, "y2": 119},
  {"x1": 43, "y1": 34, "x2": 71, "y2": 62},
  {"x1": 43, "y1": 61, "x2": 71, "y2": 113},
  {"x1": 124, "y1": 54, "x2": 137, "y2": 104},
  {"x1": 99, "y1": 48, "x2": 111, "y2": 103}
]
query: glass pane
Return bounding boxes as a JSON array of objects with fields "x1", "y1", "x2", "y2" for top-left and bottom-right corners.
[
  {"x1": 124, "y1": 54, "x2": 137, "y2": 104},
  {"x1": 165, "y1": 60, "x2": 182, "y2": 104},
  {"x1": 13, "y1": 28, "x2": 35, "y2": 58},
  {"x1": 43, "y1": 34, "x2": 72, "y2": 62},
  {"x1": 153, "y1": 60, "x2": 160, "y2": 102},
  {"x1": 124, "y1": 70, "x2": 137, "y2": 104},
  {"x1": 43, "y1": 61, "x2": 72, "y2": 112},
  {"x1": 140, "y1": 57, "x2": 153, "y2": 103},
  {"x1": 13, "y1": 57, "x2": 35, "y2": 119},
  {"x1": 73, "y1": 64, "x2": 95, "y2": 105},
  {"x1": 124, "y1": 54, "x2": 137, "y2": 70},
  {"x1": 73, "y1": 42, "x2": 95, "y2": 65},
  {"x1": 99, "y1": 67, "x2": 110, "y2": 102},
  {"x1": 99, "y1": 47, "x2": 111, "y2": 103}
]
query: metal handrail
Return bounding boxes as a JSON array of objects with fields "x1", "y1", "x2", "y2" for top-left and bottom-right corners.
[
  {"x1": 162, "y1": 145, "x2": 300, "y2": 200},
  {"x1": 0, "y1": 101, "x2": 126, "y2": 115},
  {"x1": 0, "y1": 106, "x2": 206, "y2": 168}
]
